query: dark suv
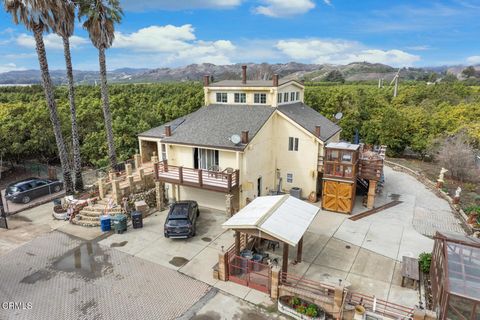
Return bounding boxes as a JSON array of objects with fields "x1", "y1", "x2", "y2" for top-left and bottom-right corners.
[
  {"x1": 164, "y1": 201, "x2": 199, "y2": 238},
  {"x1": 5, "y1": 178, "x2": 63, "y2": 204}
]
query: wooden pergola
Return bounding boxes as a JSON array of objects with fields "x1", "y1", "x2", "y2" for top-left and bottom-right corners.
[{"x1": 223, "y1": 194, "x2": 319, "y2": 274}]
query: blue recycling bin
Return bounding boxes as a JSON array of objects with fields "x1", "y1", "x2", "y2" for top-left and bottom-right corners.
[{"x1": 100, "y1": 215, "x2": 111, "y2": 232}]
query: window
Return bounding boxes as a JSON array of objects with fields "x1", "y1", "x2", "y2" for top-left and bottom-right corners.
[
  {"x1": 234, "y1": 93, "x2": 246, "y2": 103},
  {"x1": 288, "y1": 137, "x2": 299, "y2": 151},
  {"x1": 254, "y1": 93, "x2": 266, "y2": 104},
  {"x1": 296, "y1": 91, "x2": 300, "y2": 101},
  {"x1": 284, "y1": 92, "x2": 289, "y2": 102},
  {"x1": 194, "y1": 148, "x2": 219, "y2": 170},
  {"x1": 161, "y1": 143, "x2": 167, "y2": 160},
  {"x1": 216, "y1": 92, "x2": 227, "y2": 103},
  {"x1": 286, "y1": 173, "x2": 293, "y2": 183},
  {"x1": 290, "y1": 92, "x2": 295, "y2": 101},
  {"x1": 277, "y1": 93, "x2": 282, "y2": 103}
]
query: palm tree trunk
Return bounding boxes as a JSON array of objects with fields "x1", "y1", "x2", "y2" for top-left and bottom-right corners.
[
  {"x1": 98, "y1": 46, "x2": 117, "y2": 170},
  {"x1": 63, "y1": 36, "x2": 84, "y2": 192},
  {"x1": 33, "y1": 25, "x2": 74, "y2": 195}
]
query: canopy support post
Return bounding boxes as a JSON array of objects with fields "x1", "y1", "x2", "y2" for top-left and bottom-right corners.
[
  {"x1": 235, "y1": 231, "x2": 240, "y2": 255},
  {"x1": 296, "y1": 237, "x2": 303, "y2": 263},
  {"x1": 282, "y1": 242, "x2": 289, "y2": 274}
]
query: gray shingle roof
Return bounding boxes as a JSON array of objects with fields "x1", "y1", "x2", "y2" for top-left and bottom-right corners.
[
  {"x1": 277, "y1": 102, "x2": 342, "y2": 141},
  {"x1": 138, "y1": 102, "x2": 341, "y2": 150},
  {"x1": 209, "y1": 79, "x2": 300, "y2": 87},
  {"x1": 138, "y1": 104, "x2": 275, "y2": 151}
]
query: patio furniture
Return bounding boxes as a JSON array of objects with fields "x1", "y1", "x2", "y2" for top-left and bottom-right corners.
[{"x1": 401, "y1": 256, "x2": 419, "y2": 289}]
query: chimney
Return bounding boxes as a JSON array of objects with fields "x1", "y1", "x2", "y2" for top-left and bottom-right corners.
[
  {"x1": 241, "y1": 65, "x2": 247, "y2": 84},
  {"x1": 315, "y1": 126, "x2": 321, "y2": 138},
  {"x1": 273, "y1": 74, "x2": 279, "y2": 87},
  {"x1": 203, "y1": 75, "x2": 210, "y2": 87},
  {"x1": 241, "y1": 130, "x2": 249, "y2": 144},
  {"x1": 165, "y1": 125, "x2": 172, "y2": 137}
]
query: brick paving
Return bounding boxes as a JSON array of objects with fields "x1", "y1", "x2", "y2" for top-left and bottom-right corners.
[{"x1": 0, "y1": 231, "x2": 211, "y2": 320}]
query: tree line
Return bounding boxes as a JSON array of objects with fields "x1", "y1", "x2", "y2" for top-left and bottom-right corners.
[
  {"x1": 0, "y1": 81, "x2": 478, "y2": 169},
  {"x1": 3, "y1": 0, "x2": 123, "y2": 194}
]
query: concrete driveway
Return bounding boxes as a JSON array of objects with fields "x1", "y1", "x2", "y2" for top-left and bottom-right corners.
[{"x1": 1, "y1": 188, "x2": 64, "y2": 214}]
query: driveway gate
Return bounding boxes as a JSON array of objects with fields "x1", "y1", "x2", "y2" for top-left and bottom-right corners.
[{"x1": 228, "y1": 254, "x2": 271, "y2": 293}]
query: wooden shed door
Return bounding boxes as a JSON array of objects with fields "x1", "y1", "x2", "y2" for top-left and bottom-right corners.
[{"x1": 322, "y1": 180, "x2": 353, "y2": 214}]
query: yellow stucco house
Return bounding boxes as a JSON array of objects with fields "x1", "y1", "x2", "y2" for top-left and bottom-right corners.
[{"x1": 138, "y1": 66, "x2": 341, "y2": 211}]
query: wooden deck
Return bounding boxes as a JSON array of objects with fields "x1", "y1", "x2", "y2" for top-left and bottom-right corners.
[{"x1": 154, "y1": 161, "x2": 239, "y2": 193}]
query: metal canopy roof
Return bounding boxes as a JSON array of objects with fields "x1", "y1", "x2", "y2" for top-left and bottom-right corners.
[{"x1": 222, "y1": 195, "x2": 320, "y2": 246}]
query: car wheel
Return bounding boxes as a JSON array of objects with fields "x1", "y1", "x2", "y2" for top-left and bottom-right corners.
[
  {"x1": 22, "y1": 196, "x2": 31, "y2": 204},
  {"x1": 53, "y1": 185, "x2": 61, "y2": 193}
]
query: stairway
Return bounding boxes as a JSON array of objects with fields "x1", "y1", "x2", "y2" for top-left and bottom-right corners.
[
  {"x1": 72, "y1": 195, "x2": 124, "y2": 227},
  {"x1": 356, "y1": 177, "x2": 369, "y2": 193}
]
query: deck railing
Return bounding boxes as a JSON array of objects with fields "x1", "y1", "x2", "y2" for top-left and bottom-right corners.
[{"x1": 154, "y1": 160, "x2": 239, "y2": 193}]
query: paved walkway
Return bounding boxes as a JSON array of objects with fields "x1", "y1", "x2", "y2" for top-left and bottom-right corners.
[{"x1": 0, "y1": 231, "x2": 211, "y2": 320}]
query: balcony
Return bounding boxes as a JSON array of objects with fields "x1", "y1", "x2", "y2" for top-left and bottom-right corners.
[{"x1": 154, "y1": 160, "x2": 239, "y2": 193}]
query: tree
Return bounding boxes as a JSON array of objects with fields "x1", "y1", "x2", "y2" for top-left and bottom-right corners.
[
  {"x1": 462, "y1": 66, "x2": 477, "y2": 78},
  {"x1": 442, "y1": 73, "x2": 458, "y2": 83},
  {"x1": 4, "y1": 0, "x2": 74, "y2": 194},
  {"x1": 324, "y1": 70, "x2": 345, "y2": 83},
  {"x1": 54, "y1": 0, "x2": 83, "y2": 191},
  {"x1": 78, "y1": 0, "x2": 123, "y2": 170},
  {"x1": 436, "y1": 132, "x2": 479, "y2": 182}
]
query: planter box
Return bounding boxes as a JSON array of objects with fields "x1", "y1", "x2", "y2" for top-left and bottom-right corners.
[{"x1": 278, "y1": 297, "x2": 325, "y2": 320}]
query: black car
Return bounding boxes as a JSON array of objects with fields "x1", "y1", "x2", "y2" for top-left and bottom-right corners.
[
  {"x1": 164, "y1": 201, "x2": 200, "y2": 238},
  {"x1": 5, "y1": 178, "x2": 63, "y2": 204}
]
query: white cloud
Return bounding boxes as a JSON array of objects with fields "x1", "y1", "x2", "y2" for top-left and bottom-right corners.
[
  {"x1": 122, "y1": 0, "x2": 242, "y2": 11},
  {"x1": 112, "y1": 25, "x2": 236, "y2": 66},
  {"x1": 276, "y1": 39, "x2": 420, "y2": 66},
  {"x1": 17, "y1": 33, "x2": 88, "y2": 50},
  {"x1": 466, "y1": 56, "x2": 480, "y2": 65},
  {"x1": 254, "y1": 0, "x2": 315, "y2": 17},
  {"x1": 323, "y1": 0, "x2": 332, "y2": 6},
  {"x1": 405, "y1": 45, "x2": 431, "y2": 51},
  {"x1": 0, "y1": 63, "x2": 24, "y2": 73}
]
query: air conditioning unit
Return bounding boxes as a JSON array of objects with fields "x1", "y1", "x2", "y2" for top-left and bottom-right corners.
[{"x1": 289, "y1": 187, "x2": 302, "y2": 199}]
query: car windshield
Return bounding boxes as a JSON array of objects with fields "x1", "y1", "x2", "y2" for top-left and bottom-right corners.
[
  {"x1": 167, "y1": 219, "x2": 190, "y2": 226},
  {"x1": 7, "y1": 186, "x2": 19, "y2": 193}
]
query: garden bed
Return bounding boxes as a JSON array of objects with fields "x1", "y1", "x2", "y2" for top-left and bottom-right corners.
[{"x1": 278, "y1": 296, "x2": 326, "y2": 320}]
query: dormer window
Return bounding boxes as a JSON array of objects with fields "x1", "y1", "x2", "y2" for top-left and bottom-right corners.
[
  {"x1": 290, "y1": 92, "x2": 295, "y2": 101},
  {"x1": 284, "y1": 92, "x2": 289, "y2": 102},
  {"x1": 234, "y1": 93, "x2": 246, "y2": 103},
  {"x1": 254, "y1": 93, "x2": 266, "y2": 104},
  {"x1": 277, "y1": 93, "x2": 282, "y2": 103},
  {"x1": 216, "y1": 92, "x2": 228, "y2": 103},
  {"x1": 296, "y1": 91, "x2": 300, "y2": 101}
]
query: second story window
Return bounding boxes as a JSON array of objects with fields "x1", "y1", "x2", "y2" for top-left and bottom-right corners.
[
  {"x1": 277, "y1": 93, "x2": 282, "y2": 103},
  {"x1": 161, "y1": 143, "x2": 167, "y2": 160},
  {"x1": 284, "y1": 92, "x2": 289, "y2": 102},
  {"x1": 234, "y1": 93, "x2": 246, "y2": 103},
  {"x1": 216, "y1": 92, "x2": 228, "y2": 103},
  {"x1": 290, "y1": 92, "x2": 295, "y2": 101},
  {"x1": 254, "y1": 93, "x2": 266, "y2": 104},
  {"x1": 296, "y1": 91, "x2": 300, "y2": 101},
  {"x1": 288, "y1": 137, "x2": 299, "y2": 151}
]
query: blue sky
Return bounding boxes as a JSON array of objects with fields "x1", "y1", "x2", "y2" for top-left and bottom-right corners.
[{"x1": 1, "y1": 0, "x2": 479, "y2": 72}]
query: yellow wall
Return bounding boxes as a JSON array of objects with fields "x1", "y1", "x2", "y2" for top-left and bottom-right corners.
[{"x1": 205, "y1": 87, "x2": 276, "y2": 106}]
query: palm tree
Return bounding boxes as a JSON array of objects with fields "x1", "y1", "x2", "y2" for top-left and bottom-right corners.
[
  {"x1": 4, "y1": 0, "x2": 74, "y2": 194},
  {"x1": 54, "y1": 0, "x2": 83, "y2": 191},
  {"x1": 78, "y1": 0, "x2": 122, "y2": 170}
]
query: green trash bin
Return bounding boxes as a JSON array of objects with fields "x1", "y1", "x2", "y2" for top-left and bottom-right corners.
[{"x1": 113, "y1": 214, "x2": 127, "y2": 234}]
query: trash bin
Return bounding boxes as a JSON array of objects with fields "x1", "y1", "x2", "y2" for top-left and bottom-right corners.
[
  {"x1": 240, "y1": 250, "x2": 253, "y2": 269},
  {"x1": 113, "y1": 214, "x2": 127, "y2": 234},
  {"x1": 53, "y1": 199, "x2": 62, "y2": 206},
  {"x1": 100, "y1": 215, "x2": 111, "y2": 232},
  {"x1": 252, "y1": 254, "x2": 263, "y2": 271},
  {"x1": 132, "y1": 211, "x2": 143, "y2": 229}
]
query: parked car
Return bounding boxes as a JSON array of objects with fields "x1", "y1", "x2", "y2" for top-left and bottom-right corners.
[
  {"x1": 164, "y1": 201, "x2": 200, "y2": 238},
  {"x1": 5, "y1": 178, "x2": 63, "y2": 204}
]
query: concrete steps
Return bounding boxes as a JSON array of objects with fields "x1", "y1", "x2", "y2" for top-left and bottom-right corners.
[{"x1": 74, "y1": 197, "x2": 124, "y2": 227}]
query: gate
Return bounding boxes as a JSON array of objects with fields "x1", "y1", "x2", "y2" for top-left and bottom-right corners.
[
  {"x1": 228, "y1": 254, "x2": 271, "y2": 293},
  {"x1": 322, "y1": 180, "x2": 354, "y2": 214}
]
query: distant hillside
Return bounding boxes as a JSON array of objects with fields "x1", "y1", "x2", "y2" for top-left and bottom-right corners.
[{"x1": 0, "y1": 62, "x2": 473, "y2": 85}]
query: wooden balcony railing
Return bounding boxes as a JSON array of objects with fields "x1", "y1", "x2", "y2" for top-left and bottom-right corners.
[{"x1": 154, "y1": 160, "x2": 239, "y2": 193}]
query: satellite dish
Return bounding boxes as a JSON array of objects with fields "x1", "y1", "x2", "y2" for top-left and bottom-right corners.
[
  {"x1": 230, "y1": 134, "x2": 241, "y2": 145},
  {"x1": 334, "y1": 112, "x2": 343, "y2": 120}
]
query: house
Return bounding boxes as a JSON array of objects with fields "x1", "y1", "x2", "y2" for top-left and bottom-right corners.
[{"x1": 138, "y1": 66, "x2": 341, "y2": 211}]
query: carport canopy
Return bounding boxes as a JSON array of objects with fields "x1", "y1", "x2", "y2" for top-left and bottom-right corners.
[{"x1": 222, "y1": 195, "x2": 320, "y2": 272}]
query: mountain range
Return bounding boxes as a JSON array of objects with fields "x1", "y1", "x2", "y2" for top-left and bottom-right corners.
[{"x1": 0, "y1": 62, "x2": 474, "y2": 85}]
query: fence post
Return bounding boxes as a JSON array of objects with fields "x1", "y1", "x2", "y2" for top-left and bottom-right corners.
[
  {"x1": 111, "y1": 179, "x2": 121, "y2": 205},
  {"x1": 151, "y1": 151, "x2": 159, "y2": 164},
  {"x1": 98, "y1": 178, "x2": 105, "y2": 200},
  {"x1": 134, "y1": 154, "x2": 142, "y2": 169},
  {"x1": 154, "y1": 162, "x2": 159, "y2": 180},
  {"x1": 227, "y1": 174, "x2": 232, "y2": 192},
  {"x1": 128, "y1": 175, "x2": 135, "y2": 194},
  {"x1": 333, "y1": 284, "x2": 345, "y2": 316},
  {"x1": 163, "y1": 159, "x2": 168, "y2": 172},
  {"x1": 218, "y1": 252, "x2": 229, "y2": 281},
  {"x1": 126, "y1": 163, "x2": 133, "y2": 176},
  {"x1": 270, "y1": 266, "x2": 281, "y2": 299},
  {"x1": 198, "y1": 169, "x2": 203, "y2": 187}
]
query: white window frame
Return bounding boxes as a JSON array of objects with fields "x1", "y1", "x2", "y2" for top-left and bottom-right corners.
[
  {"x1": 161, "y1": 143, "x2": 167, "y2": 160},
  {"x1": 284, "y1": 92, "x2": 289, "y2": 103},
  {"x1": 286, "y1": 173, "x2": 293, "y2": 183},
  {"x1": 288, "y1": 137, "x2": 299, "y2": 151},
  {"x1": 234, "y1": 92, "x2": 246, "y2": 103},
  {"x1": 290, "y1": 92, "x2": 295, "y2": 101},
  {"x1": 295, "y1": 91, "x2": 300, "y2": 101},
  {"x1": 216, "y1": 92, "x2": 228, "y2": 103},
  {"x1": 254, "y1": 93, "x2": 267, "y2": 104},
  {"x1": 277, "y1": 93, "x2": 282, "y2": 104}
]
